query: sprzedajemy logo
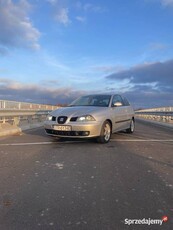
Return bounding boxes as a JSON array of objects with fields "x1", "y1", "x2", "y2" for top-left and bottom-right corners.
[{"x1": 125, "y1": 216, "x2": 168, "y2": 226}]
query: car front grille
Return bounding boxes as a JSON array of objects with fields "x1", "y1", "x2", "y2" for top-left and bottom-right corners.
[{"x1": 45, "y1": 129, "x2": 90, "y2": 137}]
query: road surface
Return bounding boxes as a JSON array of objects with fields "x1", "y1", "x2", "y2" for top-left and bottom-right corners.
[{"x1": 0, "y1": 119, "x2": 173, "y2": 230}]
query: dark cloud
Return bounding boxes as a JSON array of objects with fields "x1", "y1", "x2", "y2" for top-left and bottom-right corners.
[
  {"x1": 105, "y1": 59, "x2": 173, "y2": 108},
  {"x1": 106, "y1": 59, "x2": 173, "y2": 88},
  {"x1": 0, "y1": 79, "x2": 85, "y2": 104},
  {"x1": 0, "y1": 0, "x2": 40, "y2": 52},
  {"x1": 123, "y1": 88, "x2": 173, "y2": 109}
]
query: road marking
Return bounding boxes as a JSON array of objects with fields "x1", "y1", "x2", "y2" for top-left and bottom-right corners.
[
  {"x1": 0, "y1": 141, "x2": 87, "y2": 146},
  {"x1": 0, "y1": 139, "x2": 173, "y2": 146},
  {"x1": 111, "y1": 139, "x2": 173, "y2": 142},
  {"x1": 0, "y1": 142, "x2": 54, "y2": 146}
]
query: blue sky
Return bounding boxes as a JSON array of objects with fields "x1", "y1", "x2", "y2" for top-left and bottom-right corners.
[{"x1": 0, "y1": 0, "x2": 173, "y2": 108}]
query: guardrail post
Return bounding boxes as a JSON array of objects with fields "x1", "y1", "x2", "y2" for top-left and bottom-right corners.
[
  {"x1": 13, "y1": 117, "x2": 20, "y2": 126},
  {"x1": 3, "y1": 101, "x2": 6, "y2": 109},
  {"x1": 28, "y1": 116, "x2": 32, "y2": 124}
]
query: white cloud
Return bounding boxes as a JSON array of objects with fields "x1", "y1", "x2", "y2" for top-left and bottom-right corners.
[
  {"x1": 46, "y1": 0, "x2": 58, "y2": 5},
  {"x1": 76, "y1": 16, "x2": 86, "y2": 23},
  {"x1": 0, "y1": 0, "x2": 40, "y2": 51},
  {"x1": 76, "y1": 2, "x2": 106, "y2": 13},
  {"x1": 41, "y1": 52, "x2": 70, "y2": 70},
  {"x1": 149, "y1": 42, "x2": 168, "y2": 50},
  {"x1": 55, "y1": 8, "x2": 71, "y2": 25},
  {"x1": 46, "y1": 0, "x2": 71, "y2": 25},
  {"x1": 83, "y1": 3, "x2": 106, "y2": 13},
  {"x1": 47, "y1": 1, "x2": 106, "y2": 25},
  {"x1": 161, "y1": 0, "x2": 173, "y2": 6},
  {"x1": 146, "y1": 0, "x2": 173, "y2": 8},
  {"x1": 92, "y1": 65, "x2": 125, "y2": 74}
]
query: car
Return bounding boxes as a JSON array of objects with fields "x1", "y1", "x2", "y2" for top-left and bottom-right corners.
[{"x1": 44, "y1": 94, "x2": 135, "y2": 143}]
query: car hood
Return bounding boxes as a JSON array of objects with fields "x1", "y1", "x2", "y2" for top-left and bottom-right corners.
[{"x1": 50, "y1": 106, "x2": 109, "y2": 117}]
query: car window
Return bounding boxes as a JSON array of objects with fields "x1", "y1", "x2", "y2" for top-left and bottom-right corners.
[
  {"x1": 69, "y1": 95, "x2": 111, "y2": 107},
  {"x1": 122, "y1": 96, "x2": 130, "y2": 106},
  {"x1": 112, "y1": 95, "x2": 124, "y2": 106}
]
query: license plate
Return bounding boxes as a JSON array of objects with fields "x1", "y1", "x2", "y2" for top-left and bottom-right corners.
[{"x1": 53, "y1": 125, "x2": 72, "y2": 131}]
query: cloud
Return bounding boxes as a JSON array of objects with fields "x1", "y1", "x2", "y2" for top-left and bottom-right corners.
[
  {"x1": 76, "y1": 2, "x2": 106, "y2": 13},
  {"x1": 74, "y1": 1, "x2": 107, "y2": 24},
  {"x1": 92, "y1": 65, "x2": 125, "y2": 74},
  {"x1": 1, "y1": 76, "x2": 172, "y2": 108},
  {"x1": 0, "y1": 0, "x2": 40, "y2": 52},
  {"x1": 46, "y1": 0, "x2": 57, "y2": 5},
  {"x1": 54, "y1": 7, "x2": 71, "y2": 25},
  {"x1": 83, "y1": 3, "x2": 106, "y2": 13},
  {"x1": 46, "y1": 0, "x2": 70, "y2": 25},
  {"x1": 124, "y1": 89, "x2": 173, "y2": 108},
  {"x1": 105, "y1": 59, "x2": 173, "y2": 108},
  {"x1": 160, "y1": 0, "x2": 173, "y2": 7},
  {"x1": 46, "y1": 1, "x2": 106, "y2": 25},
  {"x1": 76, "y1": 16, "x2": 86, "y2": 23},
  {"x1": 106, "y1": 59, "x2": 173, "y2": 88},
  {"x1": 149, "y1": 42, "x2": 168, "y2": 51},
  {"x1": 145, "y1": 0, "x2": 173, "y2": 9},
  {"x1": 0, "y1": 78, "x2": 86, "y2": 104}
]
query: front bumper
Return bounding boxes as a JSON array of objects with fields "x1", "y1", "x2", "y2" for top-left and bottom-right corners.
[{"x1": 44, "y1": 122, "x2": 102, "y2": 138}]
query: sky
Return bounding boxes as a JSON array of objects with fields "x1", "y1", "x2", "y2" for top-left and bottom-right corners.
[{"x1": 0, "y1": 0, "x2": 173, "y2": 108}]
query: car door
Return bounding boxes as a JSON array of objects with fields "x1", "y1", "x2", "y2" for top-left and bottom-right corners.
[
  {"x1": 111, "y1": 95, "x2": 127, "y2": 132},
  {"x1": 121, "y1": 96, "x2": 133, "y2": 129}
]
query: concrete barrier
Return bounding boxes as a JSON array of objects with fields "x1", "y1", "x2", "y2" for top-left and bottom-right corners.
[{"x1": 0, "y1": 110, "x2": 49, "y2": 137}]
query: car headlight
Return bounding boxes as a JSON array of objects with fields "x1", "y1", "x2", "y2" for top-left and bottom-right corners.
[
  {"x1": 47, "y1": 115, "x2": 53, "y2": 121},
  {"x1": 77, "y1": 115, "x2": 96, "y2": 122}
]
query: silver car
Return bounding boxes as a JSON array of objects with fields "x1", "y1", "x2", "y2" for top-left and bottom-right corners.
[{"x1": 44, "y1": 94, "x2": 135, "y2": 143}]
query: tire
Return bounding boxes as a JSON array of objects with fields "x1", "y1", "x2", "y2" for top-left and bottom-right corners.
[
  {"x1": 97, "y1": 121, "x2": 111, "y2": 143},
  {"x1": 126, "y1": 118, "x2": 135, "y2": 133}
]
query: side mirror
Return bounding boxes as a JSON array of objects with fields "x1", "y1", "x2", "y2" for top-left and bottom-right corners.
[{"x1": 113, "y1": 102, "x2": 123, "y2": 107}]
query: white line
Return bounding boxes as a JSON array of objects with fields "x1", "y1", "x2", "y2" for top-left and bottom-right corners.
[
  {"x1": 0, "y1": 142, "x2": 54, "y2": 146},
  {"x1": 0, "y1": 139, "x2": 173, "y2": 146},
  {"x1": 111, "y1": 139, "x2": 173, "y2": 142},
  {"x1": 0, "y1": 140, "x2": 87, "y2": 146}
]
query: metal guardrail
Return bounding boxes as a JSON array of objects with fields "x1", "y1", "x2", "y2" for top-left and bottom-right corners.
[
  {"x1": 135, "y1": 107, "x2": 173, "y2": 124},
  {"x1": 0, "y1": 100, "x2": 59, "y2": 128},
  {"x1": 0, "y1": 100, "x2": 58, "y2": 110}
]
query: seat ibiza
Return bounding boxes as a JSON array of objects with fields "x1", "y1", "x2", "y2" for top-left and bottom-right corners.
[{"x1": 44, "y1": 94, "x2": 135, "y2": 143}]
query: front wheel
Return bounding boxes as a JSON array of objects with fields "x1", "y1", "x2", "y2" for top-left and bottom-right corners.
[
  {"x1": 126, "y1": 119, "x2": 135, "y2": 133},
  {"x1": 97, "y1": 121, "x2": 111, "y2": 144}
]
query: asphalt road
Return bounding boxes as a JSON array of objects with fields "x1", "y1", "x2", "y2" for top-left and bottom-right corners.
[{"x1": 0, "y1": 119, "x2": 173, "y2": 230}]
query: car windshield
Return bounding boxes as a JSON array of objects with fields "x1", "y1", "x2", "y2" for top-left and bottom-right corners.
[{"x1": 69, "y1": 95, "x2": 111, "y2": 107}]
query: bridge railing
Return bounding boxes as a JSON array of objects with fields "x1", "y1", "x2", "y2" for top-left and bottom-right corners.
[
  {"x1": 0, "y1": 100, "x2": 57, "y2": 110},
  {"x1": 0, "y1": 100, "x2": 59, "y2": 130},
  {"x1": 135, "y1": 107, "x2": 173, "y2": 124}
]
